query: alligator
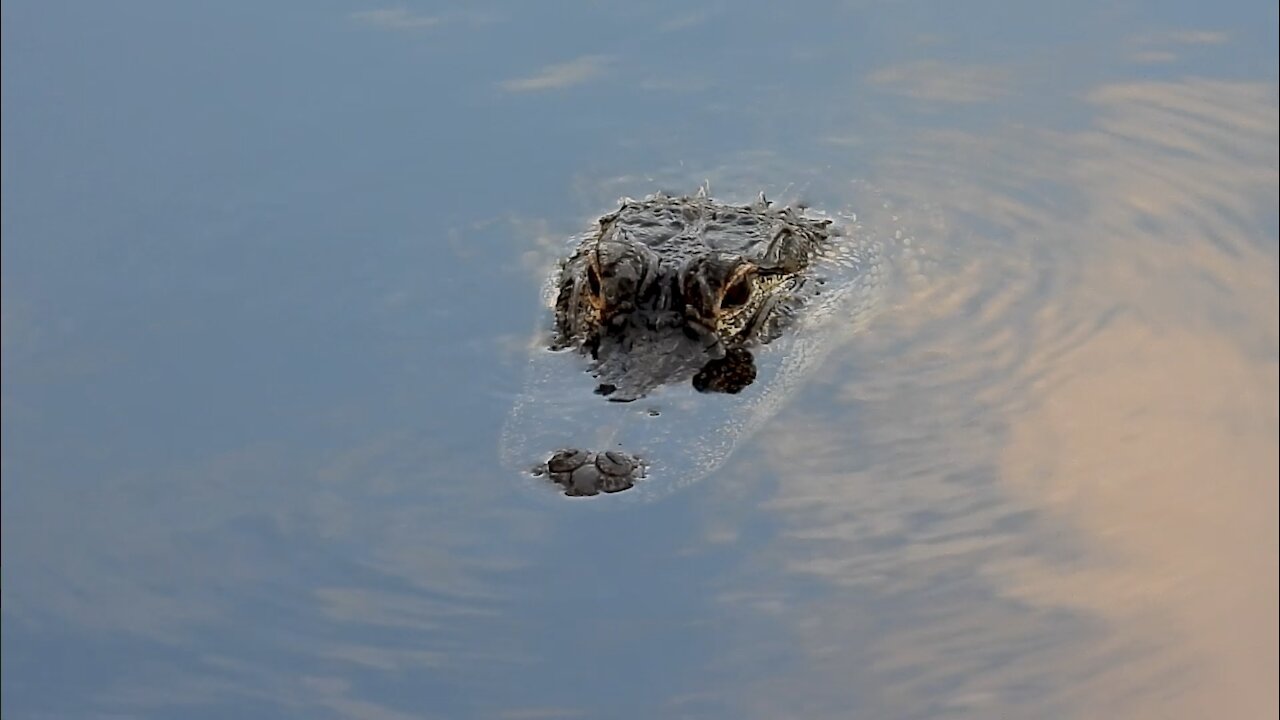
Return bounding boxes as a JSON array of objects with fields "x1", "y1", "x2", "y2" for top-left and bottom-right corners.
[{"x1": 503, "y1": 188, "x2": 888, "y2": 498}]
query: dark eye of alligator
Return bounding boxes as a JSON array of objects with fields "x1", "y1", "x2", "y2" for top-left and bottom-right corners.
[
  {"x1": 586, "y1": 264, "x2": 602, "y2": 297},
  {"x1": 721, "y1": 277, "x2": 752, "y2": 310}
]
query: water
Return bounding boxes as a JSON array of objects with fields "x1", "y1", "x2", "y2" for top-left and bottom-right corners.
[{"x1": 3, "y1": 2, "x2": 1276, "y2": 719}]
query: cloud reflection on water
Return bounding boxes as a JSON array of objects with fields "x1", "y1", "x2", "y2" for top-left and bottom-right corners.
[
  {"x1": 499, "y1": 56, "x2": 614, "y2": 93},
  {"x1": 867, "y1": 60, "x2": 1014, "y2": 103},
  {"x1": 728, "y1": 75, "x2": 1277, "y2": 719}
]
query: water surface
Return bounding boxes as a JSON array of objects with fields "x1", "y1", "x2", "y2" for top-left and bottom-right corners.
[{"x1": 3, "y1": 1, "x2": 1276, "y2": 718}]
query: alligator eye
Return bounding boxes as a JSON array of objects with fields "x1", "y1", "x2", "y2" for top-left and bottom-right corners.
[
  {"x1": 721, "y1": 277, "x2": 752, "y2": 310},
  {"x1": 586, "y1": 264, "x2": 602, "y2": 297}
]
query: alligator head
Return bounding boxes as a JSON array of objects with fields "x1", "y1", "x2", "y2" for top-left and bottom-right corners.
[{"x1": 551, "y1": 191, "x2": 833, "y2": 401}]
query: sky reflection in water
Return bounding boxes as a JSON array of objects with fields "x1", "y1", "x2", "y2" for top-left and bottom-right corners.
[{"x1": 2, "y1": 1, "x2": 1276, "y2": 718}]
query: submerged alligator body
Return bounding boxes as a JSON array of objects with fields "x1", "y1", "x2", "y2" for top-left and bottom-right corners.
[{"x1": 502, "y1": 188, "x2": 889, "y2": 498}]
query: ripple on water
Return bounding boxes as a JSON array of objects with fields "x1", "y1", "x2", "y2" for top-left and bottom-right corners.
[{"x1": 704, "y1": 78, "x2": 1277, "y2": 719}]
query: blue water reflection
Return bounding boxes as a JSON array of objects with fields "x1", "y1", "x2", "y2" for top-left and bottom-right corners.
[{"x1": 4, "y1": 1, "x2": 1276, "y2": 718}]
